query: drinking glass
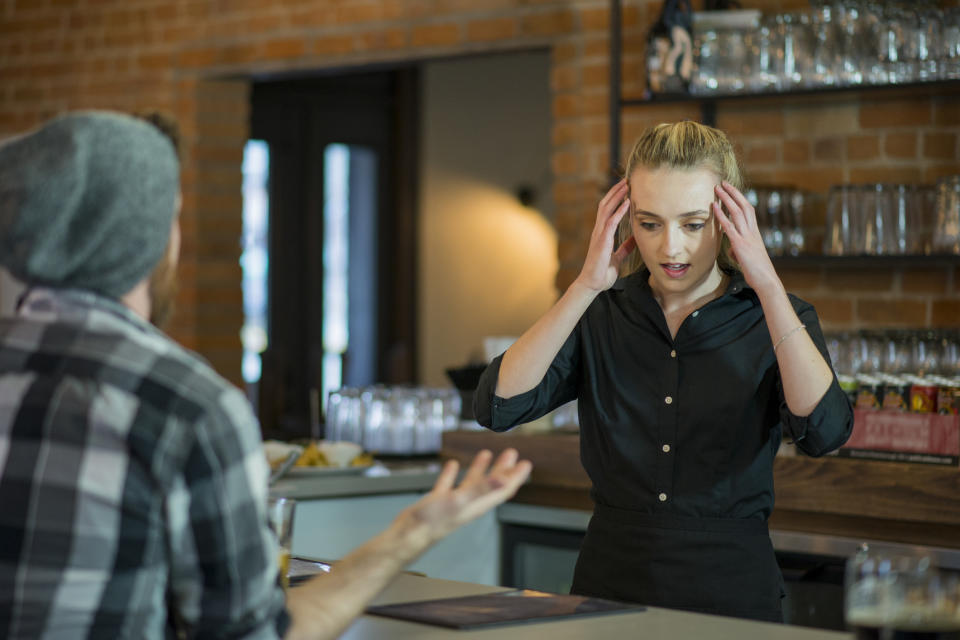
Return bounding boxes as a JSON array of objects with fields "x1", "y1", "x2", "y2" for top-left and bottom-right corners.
[
  {"x1": 692, "y1": 27, "x2": 720, "y2": 95},
  {"x1": 933, "y1": 176, "x2": 960, "y2": 255},
  {"x1": 825, "y1": 185, "x2": 856, "y2": 256},
  {"x1": 845, "y1": 545, "x2": 960, "y2": 639},
  {"x1": 941, "y1": 8, "x2": 960, "y2": 80},
  {"x1": 267, "y1": 497, "x2": 296, "y2": 590},
  {"x1": 858, "y1": 184, "x2": 896, "y2": 255},
  {"x1": 888, "y1": 184, "x2": 910, "y2": 255},
  {"x1": 786, "y1": 189, "x2": 806, "y2": 256},
  {"x1": 810, "y1": 3, "x2": 840, "y2": 86}
]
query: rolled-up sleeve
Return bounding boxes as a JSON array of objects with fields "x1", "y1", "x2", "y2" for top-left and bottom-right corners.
[
  {"x1": 474, "y1": 326, "x2": 582, "y2": 432},
  {"x1": 778, "y1": 301, "x2": 854, "y2": 457}
]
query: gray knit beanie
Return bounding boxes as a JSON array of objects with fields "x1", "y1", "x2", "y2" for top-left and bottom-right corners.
[{"x1": 0, "y1": 110, "x2": 180, "y2": 299}]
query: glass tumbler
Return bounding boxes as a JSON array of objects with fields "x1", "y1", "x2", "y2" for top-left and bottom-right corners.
[
  {"x1": 267, "y1": 496, "x2": 296, "y2": 590},
  {"x1": 933, "y1": 175, "x2": 960, "y2": 254},
  {"x1": 845, "y1": 545, "x2": 960, "y2": 639}
]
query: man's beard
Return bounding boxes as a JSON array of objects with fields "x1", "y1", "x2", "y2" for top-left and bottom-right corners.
[{"x1": 148, "y1": 250, "x2": 178, "y2": 329}]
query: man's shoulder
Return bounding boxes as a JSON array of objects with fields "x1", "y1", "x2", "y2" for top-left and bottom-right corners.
[{"x1": 1, "y1": 312, "x2": 245, "y2": 422}]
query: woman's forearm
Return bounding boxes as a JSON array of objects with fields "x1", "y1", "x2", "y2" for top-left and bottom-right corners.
[
  {"x1": 756, "y1": 281, "x2": 833, "y2": 417},
  {"x1": 496, "y1": 280, "x2": 598, "y2": 399}
]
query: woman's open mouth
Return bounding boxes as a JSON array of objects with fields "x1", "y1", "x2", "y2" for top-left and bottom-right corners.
[{"x1": 660, "y1": 263, "x2": 690, "y2": 279}]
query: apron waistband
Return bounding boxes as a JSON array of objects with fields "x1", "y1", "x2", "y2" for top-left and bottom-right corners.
[{"x1": 593, "y1": 503, "x2": 769, "y2": 535}]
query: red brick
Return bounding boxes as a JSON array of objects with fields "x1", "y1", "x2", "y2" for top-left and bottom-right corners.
[
  {"x1": 783, "y1": 139, "x2": 810, "y2": 164},
  {"x1": 931, "y1": 300, "x2": 960, "y2": 326},
  {"x1": 263, "y1": 38, "x2": 306, "y2": 59},
  {"x1": 901, "y1": 268, "x2": 950, "y2": 295},
  {"x1": 466, "y1": 17, "x2": 516, "y2": 42},
  {"x1": 804, "y1": 296, "x2": 854, "y2": 326},
  {"x1": 846, "y1": 135, "x2": 880, "y2": 162},
  {"x1": 410, "y1": 23, "x2": 460, "y2": 47},
  {"x1": 179, "y1": 47, "x2": 218, "y2": 68},
  {"x1": 860, "y1": 99, "x2": 932, "y2": 128},
  {"x1": 552, "y1": 150, "x2": 579, "y2": 176},
  {"x1": 824, "y1": 269, "x2": 895, "y2": 292},
  {"x1": 884, "y1": 132, "x2": 917, "y2": 159},
  {"x1": 745, "y1": 143, "x2": 778, "y2": 164},
  {"x1": 356, "y1": 28, "x2": 407, "y2": 50},
  {"x1": 778, "y1": 267, "x2": 822, "y2": 291},
  {"x1": 335, "y1": 2, "x2": 384, "y2": 23},
  {"x1": 814, "y1": 137, "x2": 843, "y2": 162},
  {"x1": 772, "y1": 168, "x2": 842, "y2": 193},
  {"x1": 521, "y1": 9, "x2": 574, "y2": 37},
  {"x1": 581, "y1": 62, "x2": 608, "y2": 88},
  {"x1": 582, "y1": 36, "x2": 609, "y2": 59},
  {"x1": 716, "y1": 109, "x2": 784, "y2": 137},
  {"x1": 923, "y1": 164, "x2": 960, "y2": 183},
  {"x1": 848, "y1": 166, "x2": 923, "y2": 185},
  {"x1": 923, "y1": 132, "x2": 957, "y2": 160},
  {"x1": 934, "y1": 98, "x2": 960, "y2": 126},
  {"x1": 579, "y1": 7, "x2": 609, "y2": 31},
  {"x1": 856, "y1": 299, "x2": 927, "y2": 326},
  {"x1": 313, "y1": 34, "x2": 354, "y2": 55}
]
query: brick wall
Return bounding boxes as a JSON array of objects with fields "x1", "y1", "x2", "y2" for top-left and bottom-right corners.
[{"x1": 2, "y1": 0, "x2": 958, "y2": 383}]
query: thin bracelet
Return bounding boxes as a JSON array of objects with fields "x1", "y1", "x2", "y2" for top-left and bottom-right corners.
[{"x1": 773, "y1": 324, "x2": 806, "y2": 352}]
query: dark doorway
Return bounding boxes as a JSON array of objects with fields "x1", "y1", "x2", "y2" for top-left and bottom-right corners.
[{"x1": 250, "y1": 68, "x2": 419, "y2": 439}]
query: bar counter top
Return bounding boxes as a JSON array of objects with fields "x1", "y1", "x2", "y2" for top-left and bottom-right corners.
[
  {"x1": 339, "y1": 573, "x2": 851, "y2": 639},
  {"x1": 441, "y1": 430, "x2": 960, "y2": 550}
]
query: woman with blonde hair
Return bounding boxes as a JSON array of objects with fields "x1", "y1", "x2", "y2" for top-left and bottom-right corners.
[{"x1": 475, "y1": 121, "x2": 852, "y2": 621}]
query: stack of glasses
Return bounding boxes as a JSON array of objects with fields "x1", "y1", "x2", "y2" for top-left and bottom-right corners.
[
  {"x1": 325, "y1": 386, "x2": 462, "y2": 455},
  {"x1": 690, "y1": 1, "x2": 960, "y2": 96},
  {"x1": 823, "y1": 176, "x2": 960, "y2": 256}
]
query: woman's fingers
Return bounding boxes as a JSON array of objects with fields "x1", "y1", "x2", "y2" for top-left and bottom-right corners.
[
  {"x1": 596, "y1": 179, "x2": 629, "y2": 226},
  {"x1": 717, "y1": 182, "x2": 757, "y2": 233},
  {"x1": 612, "y1": 234, "x2": 636, "y2": 266},
  {"x1": 714, "y1": 185, "x2": 748, "y2": 235}
]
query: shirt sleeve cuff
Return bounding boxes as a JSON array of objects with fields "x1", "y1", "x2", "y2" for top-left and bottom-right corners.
[{"x1": 781, "y1": 376, "x2": 854, "y2": 457}]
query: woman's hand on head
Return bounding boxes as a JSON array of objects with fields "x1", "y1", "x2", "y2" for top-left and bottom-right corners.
[
  {"x1": 574, "y1": 179, "x2": 637, "y2": 293},
  {"x1": 712, "y1": 181, "x2": 782, "y2": 296}
]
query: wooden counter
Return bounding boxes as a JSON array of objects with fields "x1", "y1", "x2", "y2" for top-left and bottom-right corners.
[{"x1": 441, "y1": 430, "x2": 960, "y2": 549}]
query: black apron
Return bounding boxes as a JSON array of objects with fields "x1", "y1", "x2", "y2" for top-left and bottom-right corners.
[{"x1": 570, "y1": 504, "x2": 785, "y2": 623}]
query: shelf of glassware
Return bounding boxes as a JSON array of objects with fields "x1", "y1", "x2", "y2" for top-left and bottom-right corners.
[
  {"x1": 771, "y1": 254, "x2": 960, "y2": 269},
  {"x1": 621, "y1": 77, "x2": 960, "y2": 108}
]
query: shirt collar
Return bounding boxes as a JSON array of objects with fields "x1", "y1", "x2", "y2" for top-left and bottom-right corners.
[
  {"x1": 16, "y1": 287, "x2": 163, "y2": 337},
  {"x1": 612, "y1": 268, "x2": 750, "y2": 299}
]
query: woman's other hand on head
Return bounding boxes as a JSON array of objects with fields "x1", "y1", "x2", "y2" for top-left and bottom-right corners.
[
  {"x1": 713, "y1": 181, "x2": 781, "y2": 296},
  {"x1": 575, "y1": 179, "x2": 636, "y2": 293}
]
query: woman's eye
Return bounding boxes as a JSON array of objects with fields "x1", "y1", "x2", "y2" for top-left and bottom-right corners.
[
  {"x1": 685, "y1": 222, "x2": 705, "y2": 231},
  {"x1": 639, "y1": 222, "x2": 659, "y2": 231}
]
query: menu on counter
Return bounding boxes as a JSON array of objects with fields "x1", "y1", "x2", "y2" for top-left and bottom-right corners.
[{"x1": 366, "y1": 589, "x2": 641, "y2": 629}]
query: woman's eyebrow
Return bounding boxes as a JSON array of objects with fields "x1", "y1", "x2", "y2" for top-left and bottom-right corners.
[{"x1": 633, "y1": 208, "x2": 711, "y2": 218}]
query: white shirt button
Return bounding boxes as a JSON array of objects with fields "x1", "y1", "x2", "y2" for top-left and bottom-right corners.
[
  {"x1": 692, "y1": 310, "x2": 699, "y2": 317},
  {"x1": 664, "y1": 396, "x2": 673, "y2": 405},
  {"x1": 658, "y1": 492, "x2": 668, "y2": 502},
  {"x1": 670, "y1": 350, "x2": 677, "y2": 358},
  {"x1": 662, "y1": 444, "x2": 671, "y2": 453}
]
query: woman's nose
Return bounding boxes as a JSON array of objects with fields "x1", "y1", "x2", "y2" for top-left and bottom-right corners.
[{"x1": 660, "y1": 227, "x2": 682, "y2": 257}]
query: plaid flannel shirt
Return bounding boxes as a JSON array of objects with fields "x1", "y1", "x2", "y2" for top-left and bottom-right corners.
[{"x1": 0, "y1": 288, "x2": 289, "y2": 639}]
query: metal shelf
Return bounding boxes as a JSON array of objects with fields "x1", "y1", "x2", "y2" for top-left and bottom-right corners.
[
  {"x1": 771, "y1": 255, "x2": 960, "y2": 269},
  {"x1": 608, "y1": 0, "x2": 960, "y2": 170},
  {"x1": 621, "y1": 78, "x2": 960, "y2": 108}
]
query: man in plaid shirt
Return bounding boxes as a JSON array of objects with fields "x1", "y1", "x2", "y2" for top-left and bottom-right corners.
[{"x1": 0, "y1": 111, "x2": 531, "y2": 639}]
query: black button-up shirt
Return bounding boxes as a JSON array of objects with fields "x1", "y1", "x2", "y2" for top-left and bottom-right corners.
[{"x1": 475, "y1": 271, "x2": 853, "y2": 521}]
